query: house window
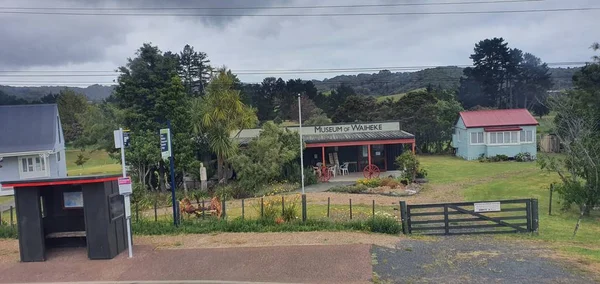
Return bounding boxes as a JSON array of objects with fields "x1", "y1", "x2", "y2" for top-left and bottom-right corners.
[
  {"x1": 489, "y1": 131, "x2": 520, "y2": 145},
  {"x1": 470, "y1": 132, "x2": 484, "y2": 144},
  {"x1": 520, "y1": 130, "x2": 534, "y2": 143},
  {"x1": 19, "y1": 155, "x2": 48, "y2": 179}
]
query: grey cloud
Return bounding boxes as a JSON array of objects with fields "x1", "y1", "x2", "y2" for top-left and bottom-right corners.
[{"x1": 0, "y1": 0, "x2": 282, "y2": 68}]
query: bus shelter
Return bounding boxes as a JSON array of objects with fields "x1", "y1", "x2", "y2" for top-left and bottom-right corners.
[{"x1": 2, "y1": 175, "x2": 128, "y2": 262}]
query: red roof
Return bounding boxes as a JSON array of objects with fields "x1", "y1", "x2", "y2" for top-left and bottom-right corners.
[{"x1": 459, "y1": 109, "x2": 538, "y2": 128}]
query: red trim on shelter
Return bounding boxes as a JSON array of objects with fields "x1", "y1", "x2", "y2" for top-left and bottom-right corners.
[
  {"x1": 306, "y1": 138, "x2": 415, "y2": 148},
  {"x1": 484, "y1": 126, "x2": 522, "y2": 132},
  {"x1": 4, "y1": 176, "x2": 121, "y2": 188}
]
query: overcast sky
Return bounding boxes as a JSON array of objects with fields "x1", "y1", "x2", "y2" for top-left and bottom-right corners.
[{"x1": 0, "y1": 0, "x2": 597, "y2": 86}]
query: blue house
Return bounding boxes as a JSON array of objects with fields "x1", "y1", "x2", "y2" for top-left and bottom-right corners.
[
  {"x1": 0, "y1": 104, "x2": 67, "y2": 196},
  {"x1": 452, "y1": 109, "x2": 538, "y2": 160}
]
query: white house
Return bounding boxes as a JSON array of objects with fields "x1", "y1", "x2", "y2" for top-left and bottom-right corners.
[{"x1": 0, "y1": 104, "x2": 67, "y2": 195}]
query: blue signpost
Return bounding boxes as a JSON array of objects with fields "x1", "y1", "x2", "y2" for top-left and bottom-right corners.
[{"x1": 160, "y1": 123, "x2": 177, "y2": 226}]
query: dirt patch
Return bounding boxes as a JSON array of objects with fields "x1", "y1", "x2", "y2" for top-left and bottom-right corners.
[
  {"x1": 0, "y1": 239, "x2": 18, "y2": 264},
  {"x1": 136, "y1": 231, "x2": 402, "y2": 250}
]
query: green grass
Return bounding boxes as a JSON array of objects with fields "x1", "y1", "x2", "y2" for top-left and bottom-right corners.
[
  {"x1": 419, "y1": 154, "x2": 600, "y2": 265},
  {"x1": 0, "y1": 196, "x2": 13, "y2": 204},
  {"x1": 537, "y1": 112, "x2": 556, "y2": 135},
  {"x1": 419, "y1": 155, "x2": 537, "y2": 185},
  {"x1": 376, "y1": 88, "x2": 426, "y2": 102},
  {"x1": 66, "y1": 148, "x2": 121, "y2": 176},
  {"x1": 133, "y1": 217, "x2": 401, "y2": 235}
]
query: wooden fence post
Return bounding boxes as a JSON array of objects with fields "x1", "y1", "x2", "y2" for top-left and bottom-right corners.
[
  {"x1": 532, "y1": 199, "x2": 539, "y2": 234},
  {"x1": 10, "y1": 206, "x2": 13, "y2": 228},
  {"x1": 302, "y1": 194, "x2": 307, "y2": 222},
  {"x1": 400, "y1": 201, "x2": 408, "y2": 234},
  {"x1": 281, "y1": 196, "x2": 285, "y2": 216},
  {"x1": 201, "y1": 200, "x2": 205, "y2": 220},
  {"x1": 242, "y1": 199, "x2": 245, "y2": 220},
  {"x1": 135, "y1": 202, "x2": 139, "y2": 222},
  {"x1": 221, "y1": 200, "x2": 226, "y2": 220},
  {"x1": 260, "y1": 197, "x2": 264, "y2": 218},
  {"x1": 349, "y1": 199, "x2": 352, "y2": 220},
  {"x1": 549, "y1": 184, "x2": 553, "y2": 216},
  {"x1": 372, "y1": 200, "x2": 375, "y2": 220},
  {"x1": 327, "y1": 197, "x2": 330, "y2": 218},
  {"x1": 154, "y1": 200, "x2": 158, "y2": 222}
]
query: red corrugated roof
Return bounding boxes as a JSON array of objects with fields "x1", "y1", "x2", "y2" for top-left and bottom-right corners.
[{"x1": 459, "y1": 109, "x2": 538, "y2": 128}]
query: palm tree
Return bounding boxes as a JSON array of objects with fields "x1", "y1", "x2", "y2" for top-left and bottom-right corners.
[{"x1": 190, "y1": 68, "x2": 257, "y2": 182}]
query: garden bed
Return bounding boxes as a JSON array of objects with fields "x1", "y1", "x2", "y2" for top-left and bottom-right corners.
[{"x1": 327, "y1": 177, "x2": 423, "y2": 197}]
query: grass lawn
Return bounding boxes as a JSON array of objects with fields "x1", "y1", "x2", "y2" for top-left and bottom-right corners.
[
  {"x1": 419, "y1": 155, "x2": 538, "y2": 184},
  {"x1": 0, "y1": 196, "x2": 13, "y2": 204},
  {"x1": 66, "y1": 148, "x2": 121, "y2": 176},
  {"x1": 537, "y1": 112, "x2": 556, "y2": 135},
  {"x1": 419, "y1": 154, "x2": 600, "y2": 266}
]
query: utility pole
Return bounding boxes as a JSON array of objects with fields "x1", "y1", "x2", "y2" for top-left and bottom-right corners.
[{"x1": 298, "y1": 94, "x2": 305, "y2": 194}]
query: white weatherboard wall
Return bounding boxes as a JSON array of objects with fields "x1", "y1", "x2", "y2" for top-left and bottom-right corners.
[{"x1": 0, "y1": 157, "x2": 18, "y2": 195}]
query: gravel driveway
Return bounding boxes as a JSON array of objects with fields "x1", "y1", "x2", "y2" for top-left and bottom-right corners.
[{"x1": 372, "y1": 236, "x2": 595, "y2": 284}]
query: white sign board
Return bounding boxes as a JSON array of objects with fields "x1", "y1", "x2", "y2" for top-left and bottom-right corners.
[
  {"x1": 118, "y1": 177, "x2": 133, "y2": 195},
  {"x1": 474, "y1": 202, "x2": 501, "y2": 213},
  {"x1": 114, "y1": 130, "x2": 123, "y2": 149}
]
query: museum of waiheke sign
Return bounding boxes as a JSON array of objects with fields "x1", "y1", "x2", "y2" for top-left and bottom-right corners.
[{"x1": 291, "y1": 121, "x2": 400, "y2": 135}]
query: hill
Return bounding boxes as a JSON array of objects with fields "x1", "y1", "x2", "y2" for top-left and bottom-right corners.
[
  {"x1": 312, "y1": 66, "x2": 580, "y2": 97},
  {"x1": 0, "y1": 84, "x2": 114, "y2": 102}
]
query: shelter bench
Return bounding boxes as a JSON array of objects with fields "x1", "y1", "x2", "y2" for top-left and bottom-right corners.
[{"x1": 45, "y1": 231, "x2": 86, "y2": 239}]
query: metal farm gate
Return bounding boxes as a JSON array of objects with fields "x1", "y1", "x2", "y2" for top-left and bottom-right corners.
[{"x1": 400, "y1": 199, "x2": 539, "y2": 235}]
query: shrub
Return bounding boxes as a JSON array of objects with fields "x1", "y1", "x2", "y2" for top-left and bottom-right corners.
[
  {"x1": 214, "y1": 184, "x2": 235, "y2": 201},
  {"x1": 370, "y1": 216, "x2": 402, "y2": 234},
  {"x1": 395, "y1": 152, "x2": 420, "y2": 182},
  {"x1": 328, "y1": 184, "x2": 368, "y2": 193},
  {"x1": 515, "y1": 152, "x2": 533, "y2": 162},
  {"x1": 356, "y1": 178, "x2": 382, "y2": 188},
  {"x1": 257, "y1": 195, "x2": 300, "y2": 222},
  {"x1": 415, "y1": 168, "x2": 428, "y2": 179},
  {"x1": 380, "y1": 177, "x2": 400, "y2": 188},
  {"x1": 304, "y1": 168, "x2": 318, "y2": 186},
  {"x1": 0, "y1": 226, "x2": 17, "y2": 239},
  {"x1": 495, "y1": 154, "x2": 509, "y2": 161},
  {"x1": 131, "y1": 217, "x2": 401, "y2": 235}
]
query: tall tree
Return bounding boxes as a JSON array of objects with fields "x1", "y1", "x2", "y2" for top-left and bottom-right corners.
[
  {"x1": 331, "y1": 95, "x2": 377, "y2": 123},
  {"x1": 289, "y1": 94, "x2": 322, "y2": 123},
  {"x1": 178, "y1": 44, "x2": 211, "y2": 97},
  {"x1": 459, "y1": 38, "x2": 552, "y2": 111},
  {"x1": 112, "y1": 43, "x2": 191, "y2": 190},
  {"x1": 56, "y1": 89, "x2": 89, "y2": 143},
  {"x1": 190, "y1": 68, "x2": 258, "y2": 182}
]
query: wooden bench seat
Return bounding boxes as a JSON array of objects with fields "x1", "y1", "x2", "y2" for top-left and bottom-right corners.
[{"x1": 45, "y1": 231, "x2": 86, "y2": 239}]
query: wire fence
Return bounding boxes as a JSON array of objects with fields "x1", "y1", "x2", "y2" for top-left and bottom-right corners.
[{"x1": 131, "y1": 195, "x2": 402, "y2": 225}]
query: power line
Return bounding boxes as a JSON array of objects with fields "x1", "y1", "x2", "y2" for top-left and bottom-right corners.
[
  {"x1": 0, "y1": 0, "x2": 545, "y2": 11},
  {"x1": 0, "y1": 61, "x2": 587, "y2": 76},
  {"x1": 0, "y1": 7, "x2": 598, "y2": 17}
]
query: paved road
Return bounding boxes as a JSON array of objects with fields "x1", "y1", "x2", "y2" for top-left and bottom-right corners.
[
  {"x1": 372, "y1": 237, "x2": 595, "y2": 284},
  {"x1": 0, "y1": 244, "x2": 372, "y2": 283}
]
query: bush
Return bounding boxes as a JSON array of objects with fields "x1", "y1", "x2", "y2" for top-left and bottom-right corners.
[
  {"x1": 0, "y1": 226, "x2": 17, "y2": 239},
  {"x1": 415, "y1": 168, "x2": 428, "y2": 179},
  {"x1": 515, "y1": 152, "x2": 533, "y2": 162},
  {"x1": 356, "y1": 178, "x2": 382, "y2": 188},
  {"x1": 495, "y1": 154, "x2": 510, "y2": 161},
  {"x1": 328, "y1": 184, "x2": 368, "y2": 193},
  {"x1": 380, "y1": 177, "x2": 400, "y2": 188},
  {"x1": 214, "y1": 184, "x2": 235, "y2": 201},
  {"x1": 257, "y1": 195, "x2": 300, "y2": 222},
  {"x1": 131, "y1": 217, "x2": 401, "y2": 235},
  {"x1": 395, "y1": 152, "x2": 420, "y2": 182},
  {"x1": 304, "y1": 168, "x2": 318, "y2": 186}
]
